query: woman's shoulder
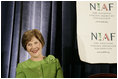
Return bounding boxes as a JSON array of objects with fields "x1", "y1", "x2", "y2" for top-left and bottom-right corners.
[
  {"x1": 17, "y1": 60, "x2": 29, "y2": 67},
  {"x1": 47, "y1": 55, "x2": 55, "y2": 59},
  {"x1": 45, "y1": 55, "x2": 58, "y2": 63}
]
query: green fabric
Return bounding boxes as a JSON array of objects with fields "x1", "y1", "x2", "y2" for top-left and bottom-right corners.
[{"x1": 16, "y1": 55, "x2": 63, "y2": 78}]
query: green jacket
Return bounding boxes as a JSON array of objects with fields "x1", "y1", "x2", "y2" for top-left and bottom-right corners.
[{"x1": 16, "y1": 55, "x2": 63, "y2": 78}]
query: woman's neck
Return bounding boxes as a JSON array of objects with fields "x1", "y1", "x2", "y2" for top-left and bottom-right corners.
[{"x1": 30, "y1": 55, "x2": 45, "y2": 61}]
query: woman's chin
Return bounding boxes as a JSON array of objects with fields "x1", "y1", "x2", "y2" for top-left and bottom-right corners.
[{"x1": 31, "y1": 53, "x2": 40, "y2": 57}]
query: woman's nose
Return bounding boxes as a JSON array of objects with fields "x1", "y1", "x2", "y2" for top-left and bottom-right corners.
[{"x1": 31, "y1": 44, "x2": 36, "y2": 49}]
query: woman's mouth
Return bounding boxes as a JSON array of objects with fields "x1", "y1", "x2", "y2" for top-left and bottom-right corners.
[
  {"x1": 32, "y1": 50, "x2": 38, "y2": 53},
  {"x1": 31, "y1": 48, "x2": 39, "y2": 53}
]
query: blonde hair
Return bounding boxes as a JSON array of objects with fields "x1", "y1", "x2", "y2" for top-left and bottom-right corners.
[{"x1": 22, "y1": 29, "x2": 45, "y2": 50}]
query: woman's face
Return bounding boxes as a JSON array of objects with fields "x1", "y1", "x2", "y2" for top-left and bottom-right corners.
[{"x1": 26, "y1": 36, "x2": 43, "y2": 58}]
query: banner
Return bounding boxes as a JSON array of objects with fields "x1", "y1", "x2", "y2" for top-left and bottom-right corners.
[{"x1": 76, "y1": 1, "x2": 117, "y2": 63}]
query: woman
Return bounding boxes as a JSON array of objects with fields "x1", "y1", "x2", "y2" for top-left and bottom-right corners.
[{"x1": 16, "y1": 29, "x2": 63, "y2": 78}]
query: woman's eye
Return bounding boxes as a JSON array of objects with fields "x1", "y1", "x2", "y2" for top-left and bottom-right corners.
[
  {"x1": 34, "y1": 42, "x2": 38, "y2": 44},
  {"x1": 27, "y1": 44, "x2": 31, "y2": 46}
]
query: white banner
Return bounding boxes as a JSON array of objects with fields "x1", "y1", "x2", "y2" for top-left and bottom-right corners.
[{"x1": 76, "y1": 1, "x2": 117, "y2": 63}]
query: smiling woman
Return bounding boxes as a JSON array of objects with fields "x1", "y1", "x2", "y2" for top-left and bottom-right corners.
[
  {"x1": 16, "y1": 29, "x2": 64, "y2": 78},
  {"x1": 22, "y1": 29, "x2": 45, "y2": 61},
  {"x1": 25, "y1": 36, "x2": 44, "y2": 61}
]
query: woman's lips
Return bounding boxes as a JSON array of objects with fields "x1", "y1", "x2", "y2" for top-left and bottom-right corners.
[
  {"x1": 32, "y1": 50, "x2": 38, "y2": 53},
  {"x1": 31, "y1": 48, "x2": 39, "y2": 53}
]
